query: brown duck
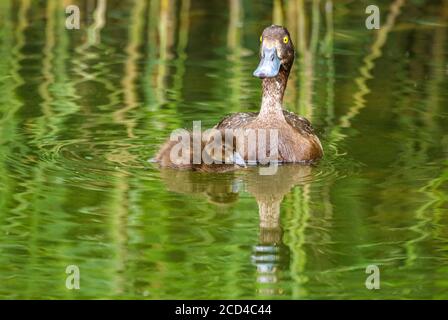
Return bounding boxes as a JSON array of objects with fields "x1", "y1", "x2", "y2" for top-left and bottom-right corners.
[{"x1": 215, "y1": 25, "x2": 323, "y2": 163}]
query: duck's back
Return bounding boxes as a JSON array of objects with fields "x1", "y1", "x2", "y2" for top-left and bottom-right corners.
[
  {"x1": 215, "y1": 110, "x2": 323, "y2": 163},
  {"x1": 215, "y1": 110, "x2": 315, "y2": 136},
  {"x1": 214, "y1": 112, "x2": 258, "y2": 130}
]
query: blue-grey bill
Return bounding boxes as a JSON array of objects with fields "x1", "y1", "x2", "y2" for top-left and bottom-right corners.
[
  {"x1": 253, "y1": 46, "x2": 281, "y2": 78},
  {"x1": 233, "y1": 152, "x2": 246, "y2": 167}
]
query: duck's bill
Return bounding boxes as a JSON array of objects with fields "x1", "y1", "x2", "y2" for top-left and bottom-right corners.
[
  {"x1": 253, "y1": 46, "x2": 281, "y2": 79},
  {"x1": 233, "y1": 152, "x2": 246, "y2": 167}
]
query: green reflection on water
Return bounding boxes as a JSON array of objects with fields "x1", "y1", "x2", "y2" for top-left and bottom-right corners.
[{"x1": 0, "y1": 0, "x2": 447, "y2": 299}]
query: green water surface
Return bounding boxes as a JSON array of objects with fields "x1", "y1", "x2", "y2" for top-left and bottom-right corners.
[{"x1": 0, "y1": 0, "x2": 447, "y2": 299}]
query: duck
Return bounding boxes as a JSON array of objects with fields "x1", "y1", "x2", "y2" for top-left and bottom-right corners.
[
  {"x1": 214, "y1": 25, "x2": 323, "y2": 163},
  {"x1": 154, "y1": 129, "x2": 246, "y2": 172}
]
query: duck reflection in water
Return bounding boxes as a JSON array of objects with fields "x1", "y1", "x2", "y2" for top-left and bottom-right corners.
[{"x1": 158, "y1": 164, "x2": 312, "y2": 296}]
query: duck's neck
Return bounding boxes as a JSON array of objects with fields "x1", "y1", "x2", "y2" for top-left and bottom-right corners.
[{"x1": 258, "y1": 67, "x2": 289, "y2": 120}]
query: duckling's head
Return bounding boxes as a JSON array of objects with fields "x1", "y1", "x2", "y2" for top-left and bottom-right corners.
[
  {"x1": 202, "y1": 130, "x2": 246, "y2": 168},
  {"x1": 205, "y1": 142, "x2": 245, "y2": 167},
  {"x1": 253, "y1": 25, "x2": 294, "y2": 79}
]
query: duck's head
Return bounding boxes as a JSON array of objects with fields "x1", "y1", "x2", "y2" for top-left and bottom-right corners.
[{"x1": 253, "y1": 25, "x2": 294, "y2": 79}]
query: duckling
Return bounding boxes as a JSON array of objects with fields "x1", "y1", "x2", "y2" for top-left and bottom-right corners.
[
  {"x1": 215, "y1": 25, "x2": 323, "y2": 163},
  {"x1": 154, "y1": 129, "x2": 245, "y2": 172}
]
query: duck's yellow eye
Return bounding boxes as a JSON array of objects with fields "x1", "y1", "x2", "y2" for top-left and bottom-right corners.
[
  {"x1": 283, "y1": 36, "x2": 289, "y2": 44},
  {"x1": 260, "y1": 35, "x2": 262, "y2": 42}
]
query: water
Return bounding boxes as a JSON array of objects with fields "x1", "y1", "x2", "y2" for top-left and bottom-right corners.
[{"x1": 0, "y1": 0, "x2": 447, "y2": 299}]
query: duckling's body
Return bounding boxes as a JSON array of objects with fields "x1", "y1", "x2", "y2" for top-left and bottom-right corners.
[
  {"x1": 214, "y1": 25, "x2": 323, "y2": 163},
  {"x1": 154, "y1": 130, "x2": 245, "y2": 172}
]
